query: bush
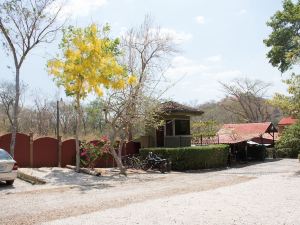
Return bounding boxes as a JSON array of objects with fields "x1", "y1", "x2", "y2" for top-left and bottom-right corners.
[
  {"x1": 276, "y1": 146, "x2": 299, "y2": 158},
  {"x1": 298, "y1": 154, "x2": 300, "y2": 162},
  {"x1": 276, "y1": 120, "x2": 300, "y2": 158},
  {"x1": 276, "y1": 148, "x2": 299, "y2": 158},
  {"x1": 140, "y1": 144, "x2": 229, "y2": 171},
  {"x1": 80, "y1": 136, "x2": 109, "y2": 168}
]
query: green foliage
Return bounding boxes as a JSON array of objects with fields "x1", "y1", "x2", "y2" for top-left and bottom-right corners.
[
  {"x1": 140, "y1": 145, "x2": 229, "y2": 171},
  {"x1": 192, "y1": 120, "x2": 218, "y2": 137},
  {"x1": 84, "y1": 99, "x2": 106, "y2": 133},
  {"x1": 269, "y1": 74, "x2": 300, "y2": 116},
  {"x1": 265, "y1": 1, "x2": 300, "y2": 117},
  {"x1": 276, "y1": 120, "x2": 300, "y2": 158},
  {"x1": 264, "y1": 0, "x2": 300, "y2": 73},
  {"x1": 80, "y1": 137, "x2": 109, "y2": 168}
]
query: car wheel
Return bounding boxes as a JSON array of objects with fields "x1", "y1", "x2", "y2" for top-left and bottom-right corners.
[{"x1": 6, "y1": 180, "x2": 14, "y2": 185}]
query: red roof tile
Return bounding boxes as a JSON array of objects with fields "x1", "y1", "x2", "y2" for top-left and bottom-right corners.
[
  {"x1": 217, "y1": 122, "x2": 277, "y2": 144},
  {"x1": 278, "y1": 117, "x2": 298, "y2": 126}
]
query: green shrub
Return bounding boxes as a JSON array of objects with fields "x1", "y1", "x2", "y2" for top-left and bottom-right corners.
[
  {"x1": 298, "y1": 154, "x2": 300, "y2": 162},
  {"x1": 140, "y1": 144, "x2": 229, "y2": 171},
  {"x1": 276, "y1": 120, "x2": 300, "y2": 158},
  {"x1": 276, "y1": 147, "x2": 299, "y2": 158}
]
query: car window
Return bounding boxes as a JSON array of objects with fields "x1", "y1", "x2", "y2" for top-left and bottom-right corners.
[{"x1": 0, "y1": 150, "x2": 12, "y2": 160}]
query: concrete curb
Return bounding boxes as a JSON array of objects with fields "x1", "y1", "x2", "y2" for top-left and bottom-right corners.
[{"x1": 17, "y1": 171, "x2": 46, "y2": 185}]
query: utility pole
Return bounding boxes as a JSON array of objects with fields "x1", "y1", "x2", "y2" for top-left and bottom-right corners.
[{"x1": 57, "y1": 98, "x2": 62, "y2": 167}]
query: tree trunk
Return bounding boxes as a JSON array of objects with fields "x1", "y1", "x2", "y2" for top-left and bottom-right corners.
[
  {"x1": 75, "y1": 95, "x2": 81, "y2": 172},
  {"x1": 110, "y1": 146, "x2": 127, "y2": 175},
  {"x1": 128, "y1": 124, "x2": 133, "y2": 141},
  {"x1": 109, "y1": 130, "x2": 127, "y2": 175},
  {"x1": 10, "y1": 67, "x2": 20, "y2": 157}
]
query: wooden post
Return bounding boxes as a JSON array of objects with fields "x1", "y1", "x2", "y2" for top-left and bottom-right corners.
[
  {"x1": 200, "y1": 134, "x2": 203, "y2": 146},
  {"x1": 58, "y1": 136, "x2": 62, "y2": 167},
  {"x1": 245, "y1": 144, "x2": 248, "y2": 162},
  {"x1": 29, "y1": 133, "x2": 33, "y2": 168}
]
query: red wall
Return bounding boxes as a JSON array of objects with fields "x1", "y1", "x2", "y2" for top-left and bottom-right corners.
[
  {"x1": 33, "y1": 137, "x2": 58, "y2": 167},
  {"x1": 0, "y1": 133, "x2": 30, "y2": 167},
  {"x1": 0, "y1": 133, "x2": 141, "y2": 168},
  {"x1": 61, "y1": 139, "x2": 76, "y2": 167}
]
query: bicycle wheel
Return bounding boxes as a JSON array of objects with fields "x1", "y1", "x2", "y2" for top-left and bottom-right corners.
[{"x1": 132, "y1": 157, "x2": 141, "y2": 169}]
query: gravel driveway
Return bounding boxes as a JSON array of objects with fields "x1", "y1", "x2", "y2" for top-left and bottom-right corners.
[{"x1": 1, "y1": 159, "x2": 299, "y2": 225}]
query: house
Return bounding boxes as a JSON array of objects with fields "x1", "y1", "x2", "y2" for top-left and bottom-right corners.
[
  {"x1": 277, "y1": 116, "x2": 298, "y2": 135},
  {"x1": 140, "y1": 101, "x2": 203, "y2": 148}
]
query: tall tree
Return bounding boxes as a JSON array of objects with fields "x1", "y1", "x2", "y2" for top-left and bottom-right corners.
[
  {"x1": 219, "y1": 78, "x2": 272, "y2": 123},
  {"x1": 264, "y1": 0, "x2": 300, "y2": 118},
  {"x1": 0, "y1": 0, "x2": 62, "y2": 156},
  {"x1": 264, "y1": 0, "x2": 300, "y2": 73},
  {"x1": 48, "y1": 24, "x2": 129, "y2": 173},
  {"x1": 111, "y1": 15, "x2": 178, "y2": 141}
]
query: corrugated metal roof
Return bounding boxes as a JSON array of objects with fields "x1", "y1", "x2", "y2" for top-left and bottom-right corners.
[
  {"x1": 278, "y1": 117, "x2": 298, "y2": 126},
  {"x1": 217, "y1": 122, "x2": 277, "y2": 144}
]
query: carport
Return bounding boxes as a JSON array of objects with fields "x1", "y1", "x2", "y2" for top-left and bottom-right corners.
[{"x1": 217, "y1": 122, "x2": 278, "y2": 162}]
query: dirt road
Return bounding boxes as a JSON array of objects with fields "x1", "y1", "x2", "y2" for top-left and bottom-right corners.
[{"x1": 1, "y1": 159, "x2": 299, "y2": 225}]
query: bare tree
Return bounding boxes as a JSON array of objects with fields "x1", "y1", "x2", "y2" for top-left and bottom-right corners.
[
  {"x1": 101, "y1": 15, "x2": 178, "y2": 175},
  {"x1": 0, "y1": 0, "x2": 63, "y2": 156},
  {"x1": 31, "y1": 93, "x2": 54, "y2": 136},
  {"x1": 119, "y1": 15, "x2": 178, "y2": 140},
  {"x1": 219, "y1": 78, "x2": 272, "y2": 122},
  {"x1": 0, "y1": 80, "x2": 26, "y2": 131}
]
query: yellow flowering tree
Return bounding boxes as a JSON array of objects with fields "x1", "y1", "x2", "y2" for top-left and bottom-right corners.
[{"x1": 48, "y1": 24, "x2": 131, "y2": 172}]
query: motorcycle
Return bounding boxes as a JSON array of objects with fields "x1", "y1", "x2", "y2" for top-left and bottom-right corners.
[{"x1": 141, "y1": 152, "x2": 171, "y2": 173}]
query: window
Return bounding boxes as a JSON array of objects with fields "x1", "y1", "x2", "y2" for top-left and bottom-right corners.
[
  {"x1": 166, "y1": 120, "x2": 173, "y2": 136},
  {"x1": 175, "y1": 120, "x2": 190, "y2": 135},
  {"x1": 0, "y1": 150, "x2": 12, "y2": 160}
]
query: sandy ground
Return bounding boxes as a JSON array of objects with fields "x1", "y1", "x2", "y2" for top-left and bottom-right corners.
[{"x1": 1, "y1": 159, "x2": 300, "y2": 225}]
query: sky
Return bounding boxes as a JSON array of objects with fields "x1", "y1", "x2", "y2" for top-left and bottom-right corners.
[{"x1": 0, "y1": 0, "x2": 289, "y2": 106}]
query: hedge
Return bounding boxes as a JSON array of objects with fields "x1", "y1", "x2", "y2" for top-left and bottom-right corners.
[
  {"x1": 140, "y1": 144, "x2": 229, "y2": 171},
  {"x1": 276, "y1": 148, "x2": 299, "y2": 158}
]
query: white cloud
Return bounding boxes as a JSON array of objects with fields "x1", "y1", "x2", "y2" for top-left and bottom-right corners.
[
  {"x1": 121, "y1": 27, "x2": 192, "y2": 44},
  {"x1": 54, "y1": 0, "x2": 107, "y2": 20},
  {"x1": 166, "y1": 56, "x2": 208, "y2": 78},
  {"x1": 237, "y1": 9, "x2": 247, "y2": 15},
  {"x1": 159, "y1": 28, "x2": 193, "y2": 44},
  {"x1": 206, "y1": 54, "x2": 222, "y2": 63},
  {"x1": 210, "y1": 69, "x2": 243, "y2": 81},
  {"x1": 163, "y1": 56, "x2": 244, "y2": 102},
  {"x1": 195, "y1": 16, "x2": 205, "y2": 24}
]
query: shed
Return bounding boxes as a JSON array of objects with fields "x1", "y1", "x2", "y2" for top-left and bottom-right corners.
[
  {"x1": 217, "y1": 122, "x2": 278, "y2": 161},
  {"x1": 217, "y1": 122, "x2": 278, "y2": 145},
  {"x1": 141, "y1": 101, "x2": 203, "y2": 148}
]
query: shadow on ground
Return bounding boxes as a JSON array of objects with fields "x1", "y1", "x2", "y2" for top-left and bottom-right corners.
[{"x1": 0, "y1": 181, "x2": 16, "y2": 191}]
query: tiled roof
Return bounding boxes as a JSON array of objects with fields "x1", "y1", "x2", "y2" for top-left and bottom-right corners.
[
  {"x1": 160, "y1": 101, "x2": 204, "y2": 115},
  {"x1": 217, "y1": 122, "x2": 277, "y2": 144},
  {"x1": 278, "y1": 116, "x2": 298, "y2": 126}
]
